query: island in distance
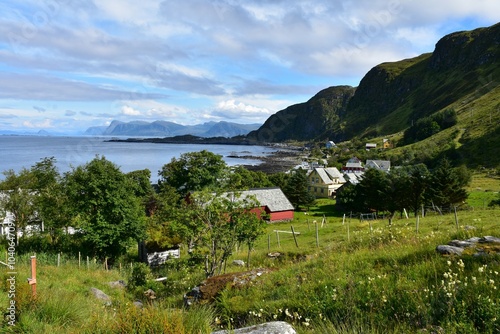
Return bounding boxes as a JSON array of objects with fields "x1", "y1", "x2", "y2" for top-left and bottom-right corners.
[{"x1": 85, "y1": 120, "x2": 262, "y2": 138}]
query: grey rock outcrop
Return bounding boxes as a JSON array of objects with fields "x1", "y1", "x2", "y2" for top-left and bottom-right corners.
[
  {"x1": 436, "y1": 245, "x2": 464, "y2": 256},
  {"x1": 90, "y1": 287, "x2": 112, "y2": 306},
  {"x1": 212, "y1": 321, "x2": 296, "y2": 334}
]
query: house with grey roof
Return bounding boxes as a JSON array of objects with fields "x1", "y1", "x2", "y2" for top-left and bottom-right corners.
[
  {"x1": 222, "y1": 188, "x2": 295, "y2": 222},
  {"x1": 365, "y1": 160, "x2": 391, "y2": 172},
  {"x1": 307, "y1": 167, "x2": 346, "y2": 198}
]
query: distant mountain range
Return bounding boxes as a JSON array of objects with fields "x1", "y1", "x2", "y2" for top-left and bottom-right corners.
[{"x1": 84, "y1": 120, "x2": 262, "y2": 138}]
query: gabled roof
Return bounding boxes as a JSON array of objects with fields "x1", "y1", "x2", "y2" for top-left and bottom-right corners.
[
  {"x1": 366, "y1": 160, "x2": 391, "y2": 172},
  {"x1": 310, "y1": 167, "x2": 345, "y2": 185},
  {"x1": 225, "y1": 188, "x2": 294, "y2": 212}
]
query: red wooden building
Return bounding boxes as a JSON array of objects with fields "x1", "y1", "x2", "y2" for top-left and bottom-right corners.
[{"x1": 224, "y1": 188, "x2": 295, "y2": 222}]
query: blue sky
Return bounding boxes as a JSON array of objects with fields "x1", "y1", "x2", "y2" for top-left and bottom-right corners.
[{"x1": 0, "y1": 0, "x2": 498, "y2": 134}]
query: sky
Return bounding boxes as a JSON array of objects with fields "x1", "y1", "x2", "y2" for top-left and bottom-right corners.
[{"x1": 0, "y1": 0, "x2": 499, "y2": 134}]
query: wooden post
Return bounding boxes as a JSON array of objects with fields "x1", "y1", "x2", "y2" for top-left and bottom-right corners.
[
  {"x1": 276, "y1": 230, "x2": 280, "y2": 248},
  {"x1": 321, "y1": 215, "x2": 326, "y2": 228},
  {"x1": 454, "y1": 206, "x2": 459, "y2": 230},
  {"x1": 86, "y1": 256, "x2": 89, "y2": 270},
  {"x1": 291, "y1": 226, "x2": 299, "y2": 248},
  {"x1": 315, "y1": 222, "x2": 319, "y2": 248},
  {"x1": 78, "y1": 252, "x2": 81, "y2": 268},
  {"x1": 403, "y1": 208, "x2": 408, "y2": 219},
  {"x1": 57, "y1": 253, "x2": 60, "y2": 267},
  {"x1": 347, "y1": 217, "x2": 350, "y2": 242},
  {"x1": 342, "y1": 213, "x2": 345, "y2": 225},
  {"x1": 28, "y1": 256, "x2": 37, "y2": 298},
  {"x1": 104, "y1": 257, "x2": 108, "y2": 271},
  {"x1": 416, "y1": 215, "x2": 419, "y2": 234}
]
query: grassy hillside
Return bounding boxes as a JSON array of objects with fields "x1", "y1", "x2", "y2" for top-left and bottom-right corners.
[{"x1": 3, "y1": 174, "x2": 499, "y2": 333}]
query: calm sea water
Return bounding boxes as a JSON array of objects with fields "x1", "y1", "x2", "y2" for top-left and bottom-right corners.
[{"x1": 0, "y1": 136, "x2": 277, "y2": 182}]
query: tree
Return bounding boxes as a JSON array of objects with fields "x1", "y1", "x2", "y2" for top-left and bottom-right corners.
[
  {"x1": 355, "y1": 168, "x2": 389, "y2": 215},
  {"x1": 427, "y1": 158, "x2": 470, "y2": 208},
  {"x1": 29, "y1": 157, "x2": 72, "y2": 246},
  {"x1": 174, "y1": 191, "x2": 264, "y2": 277},
  {"x1": 0, "y1": 168, "x2": 38, "y2": 244},
  {"x1": 226, "y1": 166, "x2": 273, "y2": 189},
  {"x1": 158, "y1": 150, "x2": 229, "y2": 195},
  {"x1": 64, "y1": 156, "x2": 146, "y2": 260},
  {"x1": 283, "y1": 169, "x2": 315, "y2": 210}
]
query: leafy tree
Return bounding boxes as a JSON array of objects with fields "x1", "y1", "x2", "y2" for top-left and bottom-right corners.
[
  {"x1": 158, "y1": 150, "x2": 229, "y2": 195},
  {"x1": 283, "y1": 169, "x2": 315, "y2": 210},
  {"x1": 64, "y1": 156, "x2": 146, "y2": 260},
  {"x1": 174, "y1": 191, "x2": 264, "y2": 277},
  {"x1": 226, "y1": 166, "x2": 273, "y2": 189},
  {"x1": 268, "y1": 172, "x2": 290, "y2": 190},
  {"x1": 402, "y1": 164, "x2": 430, "y2": 216},
  {"x1": 0, "y1": 168, "x2": 38, "y2": 244},
  {"x1": 29, "y1": 158, "x2": 72, "y2": 247}
]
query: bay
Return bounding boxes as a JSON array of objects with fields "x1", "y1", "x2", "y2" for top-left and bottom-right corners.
[{"x1": 0, "y1": 136, "x2": 277, "y2": 182}]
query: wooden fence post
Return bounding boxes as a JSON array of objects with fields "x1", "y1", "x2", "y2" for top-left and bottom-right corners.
[
  {"x1": 57, "y1": 253, "x2": 60, "y2": 267},
  {"x1": 291, "y1": 226, "x2": 299, "y2": 248},
  {"x1": 28, "y1": 256, "x2": 37, "y2": 298},
  {"x1": 454, "y1": 206, "x2": 459, "y2": 230},
  {"x1": 315, "y1": 221, "x2": 319, "y2": 248}
]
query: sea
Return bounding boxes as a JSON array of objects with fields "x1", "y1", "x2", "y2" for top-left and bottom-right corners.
[{"x1": 0, "y1": 135, "x2": 278, "y2": 182}]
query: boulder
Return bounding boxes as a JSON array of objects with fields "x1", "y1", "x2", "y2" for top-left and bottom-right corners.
[
  {"x1": 212, "y1": 321, "x2": 296, "y2": 334},
  {"x1": 233, "y1": 260, "x2": 245, "y2": 267},
  {"x1": 479, "y1": 236, "x2": 500, "y2": 244},
  {"x1": 448, "y1": 240, "x2": 475, "y2": 248},
  {"x1": 90, "y1": 287, "x2": 112, "y2": 306},
  {"x1": 108, "y1": 280, "x2": 126, "y2": 289},
  {"x1": 133, "y1": 300, "x2": 144, "y2": 309},
  {"x1": 436, "y1": 245, "x2": 464, "y2": 256}
]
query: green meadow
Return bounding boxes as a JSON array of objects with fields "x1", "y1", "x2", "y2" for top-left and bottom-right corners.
[{"x1": 1, "y1": 173, "x2": 499, "y2": 333}]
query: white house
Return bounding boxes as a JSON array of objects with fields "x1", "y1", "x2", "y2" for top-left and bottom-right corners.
[{"x1": 307, "y1": 167, "x2": 346, "y2": 198}]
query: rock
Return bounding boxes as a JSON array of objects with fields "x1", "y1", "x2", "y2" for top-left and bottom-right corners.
[
  {"x1": 233, "y1": 260, "x2": 245, "y2": 267},
  {"x1": 108, "y1": 280, "x2": 126, "y2": 289},
  {"x1": 212, "y1": 321, "x2": 296, "y2": 334},
  {"x1": 448, "y1": 240, "x2": 475, "y2": 248},
  {"x1": 184, "y1": 286, "x2": 201, "y2": 307},
  {"x1": 144, "y1": 289, "x2": 156, "y2": 300},
  {"x1": 90, "y1": 287, "x2": 112, "y2": 306},
  {"x1": 436, "y1": 245, "x2": 464, "y2": 256},
  {"x1": 133, "y1": 300, "x2": 144, "y2": 309},
  {"x1": 267, "y1": 252, "x2": 281, "y2": 258},
  {"x1": 466, "y1": 237, "x2": 481, "y2": 243},
  {"x1": 479, "y1": 236, "x2": 500, "y2": 244}
]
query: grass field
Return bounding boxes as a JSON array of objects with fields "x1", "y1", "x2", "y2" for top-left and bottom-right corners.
[{"x1": 1, "y1": 174, "x2": 500, "y2": 333}]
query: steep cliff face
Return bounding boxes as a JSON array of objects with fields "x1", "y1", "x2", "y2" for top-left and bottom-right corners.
[
  {"x1": 246, "y1": 85, "x2": 355, "y2": 143},
  {"x1": 249, "y1": 22, "x2": 500, "y2": 143}
]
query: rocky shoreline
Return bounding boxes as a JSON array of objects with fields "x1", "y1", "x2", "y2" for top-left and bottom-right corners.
[
  {"x1": 230, "y1": 149, "x2": 306, "y2": 173},
  {"x1": 108, "y1": 135, "x2": 306, "y2": 174}
]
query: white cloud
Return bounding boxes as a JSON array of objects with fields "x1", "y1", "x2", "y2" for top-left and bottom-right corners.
[
  {"x1": 121, "y1": 105, "x2": 142, "y2": 116},
  {"x1": 22, "y1": 118, "x2": 53, "y2": 128}
]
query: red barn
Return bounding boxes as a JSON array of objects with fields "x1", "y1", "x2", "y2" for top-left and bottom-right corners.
[{"x1": 234, "y1": 188, "x2": 295, "y2": 222}]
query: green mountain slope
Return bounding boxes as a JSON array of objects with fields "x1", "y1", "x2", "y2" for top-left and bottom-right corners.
[{"x1": 248, "y1": 23, "x2": 500, "y2": 167}]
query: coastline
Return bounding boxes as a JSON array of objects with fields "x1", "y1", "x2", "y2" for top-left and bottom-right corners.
[{"x1": 107, "y1": 135, "x2": 306, "y2": 174}]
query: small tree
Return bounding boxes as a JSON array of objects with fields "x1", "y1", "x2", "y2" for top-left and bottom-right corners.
[
  {"x1": 283, "y1": 169, "x2": 315, "y2": 210},
  {"x1": 175, "y1": 191, "x2": 264, "y2": 278},
  {"x1": 64, "y1": 156, "x2": 146, "y2": 260}
]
